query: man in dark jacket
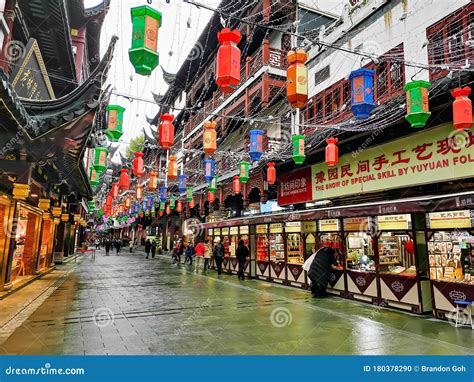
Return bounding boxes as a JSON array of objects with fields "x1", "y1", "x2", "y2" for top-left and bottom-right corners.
[
  {"x1": 236, "y1": 239, "x2": 249, "y2": 280},
  {"x1": 145, "y1": 239, "x2": 151, "y2": 259},
  {"x1": 308, "y1": 247, "x2": 337, "y2": 297},
  {"x1": 213, "y1": 237, "x2": 225, "y2": 274}
]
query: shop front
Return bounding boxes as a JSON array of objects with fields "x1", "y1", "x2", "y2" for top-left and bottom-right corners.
[{"x1": 0, "y1": 195, "x2": 15, "y2": 290}]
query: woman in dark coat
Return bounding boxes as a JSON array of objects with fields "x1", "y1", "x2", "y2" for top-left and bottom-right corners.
[
  {"x1": 236, "y1": 239, "x2": 249, "y2": 280},
  {"x1": 308, "y1": 247, "x2": 337, "y2": 297}
]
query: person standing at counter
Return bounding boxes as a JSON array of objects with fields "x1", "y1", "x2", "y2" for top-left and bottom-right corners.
[
  {"x1": 236, "y1": 239, "x2": 249, "y2": 280},
  {"x1": 214, "y1": 237, "x2": 225, "y2": 275},
  {"x1": 308, "y1": 247, "x2": 337, "y2": 298}
]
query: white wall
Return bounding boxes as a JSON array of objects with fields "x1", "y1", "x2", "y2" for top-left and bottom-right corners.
[{"x1": 307, "y1": 0, "x2": 471, "y2": 98}]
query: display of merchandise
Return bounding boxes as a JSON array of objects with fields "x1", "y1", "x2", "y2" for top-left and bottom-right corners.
[
  {"x1": 346, "y1": 233, "x2": 374, "y2": 271},
  {"x1": 378, "y1": 236, "x2": 401, "y2": 265},
  {"x1": 222, "y1": 236, "x2": 230, "y2": 258},
  {"x1": 257, "y1": 236, "x2": 268, "y2": 261},
  {"x1": 287, "y1": 234, "x2": 303, "y2": 264},
  {"x1": 269, "y1": 234, "x2": 284, "y2": 262}
]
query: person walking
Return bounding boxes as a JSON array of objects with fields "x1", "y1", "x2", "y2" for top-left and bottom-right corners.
[
  {"x1": 203, "y1": 239, "x2": 212, "y2": 270},
  {"x1": 129, "y1": 240, "x2": 133, "y2": 253},
  {"x1": 151, "y1": 240, "x2": 157, "y2": 258},
  {"x1": 95, "y1": 238, "x2": 100, "y2": 250},
  {"x1": 236, "y1": 239, "x2": 249, "y2": 280},
  {"x1": 115, "y1": 239, "x2": 121, "y2": 255},
  {"x1": 145, "y1": 239, "x2": 151, "y2": 259},
  {"x1": 213, "y1": 237, "x2": 225, "y2": 275},
  {"x1": 104, "y1": 239, "x2": 111, "y2": 256},
  {"x1": 194, "y1": 240, "x2": 206, "y2": 271},
  {"x1": 184, "y1": 242, "x2": 194, "y2": 265},
  {"x1": 176, "y1": 240, "x2": 184, "y2": 265},
  {"x1": 308, "y1": 247, "x2": 337, "y2": 298}
]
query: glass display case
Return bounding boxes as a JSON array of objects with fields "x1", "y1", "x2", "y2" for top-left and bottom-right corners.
[
  {"x1": 378, "y1": 233, "x2": 416, "y2": 276},
  {"x1": 345, "y1": 232, "x2": 375, "y2": 272},
  {"x1": 269, "y1": 233, "x2": 285, "y2": 262}
]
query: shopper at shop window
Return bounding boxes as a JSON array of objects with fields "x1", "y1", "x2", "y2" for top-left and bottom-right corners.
[
  {"x1": 213, "y1": 237, "x2": 225, "y2": 275},
  {"x1": 308, "y1": 247, "x2": 337, "y2": 298},
  {"x1": 203, "y1": 239, "x2": 212, "y2": 270},
  {"x1": 194, "y1": 240, "x2": 206, "y2": 271},
  {"x1": 236, "y1": 239, "x2": 249, "y2": 280},
  {"x1": 145, "y1": 239, "x2": 151, "y2": 259},
  {"x1": 151, "y1": 240, "x2": 157, "y2": 258}
]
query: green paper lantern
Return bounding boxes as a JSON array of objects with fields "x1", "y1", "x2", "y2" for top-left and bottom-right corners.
[
  {"x1": 93, "y1": 147, "x2": 108, "y2": 173},
  {"x1": 129, "y1": 5, "x2": 162, "y2": 76},
  {"x1": 159, "y1": 202, "x2": 165, "y2": 212},
  {"x1": 292, "y1": 134, "x2": 305, "y2": 165},
  {"x1": 88, "y1": 200, "x2": 96, "y2": 212},
  {"x1": 209, "y1": 175, "x2": 218, "y2": 193},
  {"x1": 404, "y1": 80, "x2": 431, "y2": 128},
  {"x1": 239, "y1": 161, "x2": 250, "y2": 184},
  {"x1": 170, "y1": 197, "x2": 176, "y2": 209},
  {"x1": 186, "y1": 187, "x2": 193, "y2": 202},
  {"x1": 89, "y1": 167, "x2": 100, "y2": 187},
  {"x1": 105, "y1": 105, "x2": 125, "y2": 142},
  {"x1": 151, "y1": 208, "x2": 156, "y2": 217}
]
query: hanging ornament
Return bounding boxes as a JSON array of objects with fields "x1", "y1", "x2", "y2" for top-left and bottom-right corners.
[
  {"x1": 125, "y1": 194, "x2": 132, "y2": 208},
  {"x1": 203, "y1": 159, "x2": 215, "y2": 183},
  {"x1": 170, "y1": 197, "x2": 176, "y2": 209},
  {"x1": 404, "y1": 80, "x2": 431, "y2": 128},
  {"x1": 89, "y1": 167, "x2": 99, "y2": 187},
  {"x1": 203, "y1": 121, "x2": 217, "y2": 155},
  {"x1": 105, "y1": 105, "x2": 125, "y2": 142},
  {"x1": 88, "y1": 200, "x2": 96, "y2": 212},
  {"x1": 292, "y1": 134, "x2": 305, "y2": 165},
  {"x1": 148, "y1": 171, "x2": 158, "y2": 191},
  {"x1": 93, "y1": 147, "x2": 108, "y2": 173},
  {"x1": 451, "y1": 86, "x2": 472, "y2": 131},
  {"x1": 147, "y1": 195, "x2": 154, "y2": 209},
  {"x1": 178, "y1": 174, "x2": 188, "y2": 193},
  {"x1": 142, "y1": 200, "x2": 147, "y2": 211},
  {"x1": 159, "y1": 114, "x2": 175, "y2": 150},
  {"x1": 232, "y1": 176, "x2": 241, "y2": 194},
  {"x1": 111, "y1": 182, "x2": 120, "y2": 198},
  {"x1": 239, "y1": 161, "x2": 250, "y2": 183},
  {"x1": 267, "y1": 162, "x2": 276, "y2": 185},
  {"x1": 349, "y1": 68, "x2": 375, "y2": 119},
  {"x1": 167, "y1": 155, "x2": 178, "y2": 180},
  {"x1": 208, "y1": 191, "x2": 215, "y2": 203},
  {"x1": 119, "y1": 169, "x2": 130, "y2": 190},
  {"x1": 206, "y1": 176, "x2": 217, "y2": 195},
  {"x1": 133, "y1": 152, "x2": 144, "y2": 177},
  {"x1": 128, "y1": 5, "x2": 162, "y2": 76},
  {"x1": 286, "y1": 50, "x2": 308, "y2": 108},
  {"x1": 325, "y1": 138, "x2": 339, "y2": 167},
  {"x1": 166, "y1": 205, "x2": 171, "y2": 215},
  {"x1": 106, "y1": 194, "x2": 113, "y2": 210},
  {"x1": 176, "y1": 200, "x2": 183, "y2": 213},
  {"x1": 188, "y1": 198, "x2": 195, "y2": 209},
  {"x1": 186, "y1": 187, "x2": 193, "y2": 202},
  {"x1": 135, "y1": 183, "x2": 143, "y2": 201},
  {"x1": 159, "y1": 186, "x2": 167, "y2": 202},
  {"x1": 216, "y1": 28, "x2": 241, "y2": 93},
  {"x1": 159, "y1": 201, "x2": 165, "y2": 212},
  {"x1": 249, "y1": 130, "x2": 264, "y2": 162}
]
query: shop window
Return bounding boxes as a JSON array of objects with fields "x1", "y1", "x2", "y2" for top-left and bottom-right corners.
[
  {"x1": 346, "y1": 232, "x2": 375, "y2": 272},
  {"x1": 378, "y1": 233, "x2": 416, "y2": 276}
]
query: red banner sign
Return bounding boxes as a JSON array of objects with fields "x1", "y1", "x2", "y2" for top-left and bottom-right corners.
[{"x1": 277, "y1": 167, "x2": 312, "y2": 206}]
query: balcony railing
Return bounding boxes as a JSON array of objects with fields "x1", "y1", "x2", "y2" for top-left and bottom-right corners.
[{"x1": 183, "y1": 41, "x2": 287, "y2": 138}]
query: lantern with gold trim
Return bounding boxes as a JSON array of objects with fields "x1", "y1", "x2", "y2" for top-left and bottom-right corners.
[
  {"x1": 203, "y1": 121, "x2": 217, "y2": 155},
  {"x1": 239, "y1": 161, "x2": 250, "y2": 184},
  {"x1": 128, "y1": 5, "x2": 162, "y2": 76},
  {"x1": 216, "y1": 28, "x2": 241, "y2": 93},
  {"x1": 167, "y1": 155, "x2": 178, "y2": 180},
  {"x1": 249, "y1": 130, "x2": 264, "y2": 161},
  {"x1": 148, "y1": 171, "x2": 158, "y2": 191},
  {"x1": 133, "y1": 152, "x2": 144, "y2": 177},
  {"x1": 93, "y1": 147, "x2": 108, "y2": 173},
  {"x1": 286, "y1": 50, "x2": 308, "y2": 108},
  {"x1": 135, "y1": 183, "x2": 143, "y2": 201},
  {"x1": 349, "y1": 68, "x2": 375, "y2": 119},
  {"x1": 125, "y1": 194, "x2": 132, "y2": 208},
  {"x1": 105, "y1": 105, "x2": 125, "y2": 142},
  {"x1": 209, "y1": 175, "x2": 218, "y2": 193},
  {"x1": 204, "y1": 159, "x2": 215, "y2": 183},
  {"x1": 451, "y1": 86, "x2": 472, "y2": 131},
  {"x1": 38, "y1": 198, "x2": 51, "y2": 212},
  {"x1": 404, "y1": 80, "x2": 431, "y2": 128},
  {"x1": 292, "y1": 134, "x2": 305, "y2": 165},
  {"x1": 89, "y1": 167, "x2": 100, "y2": 187}
]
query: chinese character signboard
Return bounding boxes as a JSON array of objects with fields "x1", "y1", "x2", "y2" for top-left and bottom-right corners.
[
  {"x1": 10, "y1": 39, "x2": 55, "y2": 100},
  {"x1": 427, "y1": 210, "x2": 473, "y2": 229},
  {"x1": 377, "y1": 214, "x2": 412, "y2": 230},
  {"x1": 310, "y1": 124, "x2": 473, "y2": 202},
  {"x1": 277, "y1": 167, "x2": 312, "y2": 206}
]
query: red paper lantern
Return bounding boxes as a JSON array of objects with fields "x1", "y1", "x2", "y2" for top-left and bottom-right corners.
[
  {"x1": 135, "y1": 184, "x2": 143, "y2": 201},
  {"x1": 188, "y1": 198, "x2": 194, "y2": 208},
  {"x1": 451, "y1": 86, "x2": 472, "y2": 131},
  {"x1": 119, "y1": 169, "x2": 130, "y2": 190},
  {"x1": 232, "y1": 175, "x2": 241, "y2": 194},
  {"x1": 325, "y1": 138, "x2": 339, "y2": 167},
  {"x1": 203, "y1": 121, "x2": 217, "y2": 155},
  {"x1": 106, "y1": 193, "x2": 113, "y2": 209},
  {"x1": 167, "y1": 155, "x2": 178, "y2": 180},
  {"x1": 111, "y1": 182, "x2": 120, "y2": 198},
  {"x1": 176, "y1": 200, "x2": 183, "y2": 213},
  {"x1": 166, "y1": 205, "x2": 171, "y2": 215},
  {"x1": 267, "y1": 162, "x2": 276, "y2": 185},
  {"x1": 159, "y1": 211, "x2": 163, "y2": 217},
  {"x1": 148, "y1": 171, "x2": 158, "y2": 192},
  {"x1": 133, "y1": 152, "x2": 144, "y2": 177},
  {"x1": 216, "y1": 28, "x2": 241, "y2": 93},
  {"x1": 125, "y1": 194, "x2": 132, "y2": 208},
  {"x1": 159, "y1": 114, "x2": 175, "y2": 149},
  {"x1": 208, "y1": 191, "x2": 215, "y2": 203}
]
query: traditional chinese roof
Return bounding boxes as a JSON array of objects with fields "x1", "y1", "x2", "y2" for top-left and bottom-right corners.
[{"x1": 0, "y1": 36, "x2": 118, "y2": 197}]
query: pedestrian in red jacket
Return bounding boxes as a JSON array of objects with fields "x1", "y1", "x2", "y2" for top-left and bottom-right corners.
[{"x1": 194, "y1": 241, "x2": 206, "y2": 271}]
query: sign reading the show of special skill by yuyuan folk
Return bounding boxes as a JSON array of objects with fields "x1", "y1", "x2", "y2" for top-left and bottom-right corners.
[{"x1": 10, "y1": 39, "x2": 55, "y2": 100}]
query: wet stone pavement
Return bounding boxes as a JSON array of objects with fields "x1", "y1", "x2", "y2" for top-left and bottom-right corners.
[{"x1": 0, "y1": 249, "x2": 472, "y2": 355}]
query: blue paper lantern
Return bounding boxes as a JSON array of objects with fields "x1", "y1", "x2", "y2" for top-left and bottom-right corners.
[
  {"x1": 249, "y1": 129, "x2": 264, "y2": 162},
  {"x1": 147, "y1": 195, "x2": 154, "y2": 209},
  {"x1": 349, "y1": 68, "x2": 375, "y2": 119},
  {"x1": 160, "y1": 186, "x2": 167, "y2": 202},
  {"x1": 142, "y1": 200, "x2": 147, "y2": 211},
  {"x1": 133, "y1": 203, "x2": 139, "y2": 214},
  {"x1": 203, "y1": 159, "x2": 215, "y2": 183},
  {"x1": 178, "y1": 175, "x2": 187, "y2": 194}
]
